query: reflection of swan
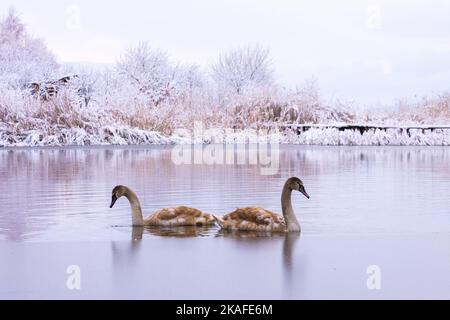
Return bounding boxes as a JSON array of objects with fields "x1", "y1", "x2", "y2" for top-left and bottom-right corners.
[
  {"x1": 219, "y1": 230, "x2": 300, "y2": 274},
  {"x1": 214, "y1": 177, "x2": 310, "y2": 232},
  {"x1": 109, "y1": 185, "x2": 215, "y2": 226},
  {"x1": 131, "y1": 226, "x2": 144, "y2": 241},
  {"x1": 283, "y1": 232, "x2": 300, "y2": 267},
  {"x1": 111, "y1": 226, "x2": 144, "y2": 265},
  {"x1": 113, "y1": 225, "x2": 218, "y2": 241},
  {"x1": 218, "y1": 229, "x2": 285, "y2": 239},
  {"x1": 144, "y1": 225, "x2": 216, "y2": 238}
]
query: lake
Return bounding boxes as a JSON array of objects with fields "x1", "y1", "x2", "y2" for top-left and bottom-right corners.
[{"x1": 0, "y1": 145, "x2": 449, "y2": 299}]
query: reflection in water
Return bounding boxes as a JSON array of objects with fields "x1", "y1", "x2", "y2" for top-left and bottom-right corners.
[
  {"x1": 1, "y1": 146, "x2": 449, "y2": 299},
  {"x1": 3, "y1": 231, "x2": 449, "y2": 299},
  {"x1": 131, "y1": 226, "x2": 144, "y2": 241},
  {"x1": 110, "y1": 225, "x2": 302, "y2": 299},
  {"x1": 144, "y1": 225, "x2": 217, "y2": 238},
  {"x1": 283, "y1": 232, "x2": 300, "y2": 268},
  {"x1": 219, "y1": 229, "x2": 300, "y2": 290},
  {"x1": 110, "y1": 227, "x2": 143, "y2": 272},
  {"x1": 1, "y1": 145, "x2": 450, "y2": 241},
  {"x1": 111, "y1": 226, "x2": 300, "y2": 292},
  {"x1": 110, "y1": 226, "x2": 220, "y2": 272},
  {"x1": 282, "y1": 232, "x2": 301, "y2": 296},
  {"x1": 219, "y1": 229, "x2": 285, "y2": 238}
]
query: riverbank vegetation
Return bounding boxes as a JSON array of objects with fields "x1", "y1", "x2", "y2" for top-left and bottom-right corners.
[{"x1": 1, "y1": 9, "x2": 449, "y2": 146}]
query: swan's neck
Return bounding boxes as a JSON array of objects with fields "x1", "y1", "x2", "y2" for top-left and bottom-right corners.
[
  {"x1": 124, "y1": 188, "x2": 144, "y2": 226},
  {"x1": 281, "y1": 184, "x2": 301, "y2": 232}
]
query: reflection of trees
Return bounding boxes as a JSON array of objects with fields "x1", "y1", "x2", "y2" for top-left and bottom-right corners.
[
  {"x1": 0, "y1": 148, "x2": 179, "y2": 240},
  {"x1": 0, "y1": 146, "x2": 449, "y2": 240},
  {"x1": 2, "y1": 146, "x2": 449, "y2": 183},
  {"x1": 279, "y1": 146, "x2": 450, "y2": 178}
]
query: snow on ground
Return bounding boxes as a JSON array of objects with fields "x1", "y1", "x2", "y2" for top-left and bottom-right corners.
[
  {"x1": 283, "y1": 127, "x2": 450, "y2": 146},
  {"x1": 1, "y1": 9, "x2": 449, "y2": 148},
  {"x1": 1, "y1": 124, "x2": 450, "y2": 147},
  {"x1": 0, "y1": 126, "x2": 172, "y2": 147}
]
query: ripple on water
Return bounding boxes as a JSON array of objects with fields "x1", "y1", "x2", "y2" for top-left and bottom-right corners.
[{"x1": 0, "y1": 145, "x2": 450, "y2": 241}]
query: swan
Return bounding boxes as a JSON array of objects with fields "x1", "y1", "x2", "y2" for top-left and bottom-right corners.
[
  {"x1": 109, "y1": 185, "x2": 215, "y2": 226},
  {"x1": 214, "y1": 177, "x2": 309, "y2": 232}
]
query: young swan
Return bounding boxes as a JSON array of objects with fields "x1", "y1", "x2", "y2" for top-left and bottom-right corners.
[
  {"x1": 214, "y1": 177, "x2": 310, "y2": 232},
  {"x1": 109, "y1": 185, "x2": 215, "y2": 226}
]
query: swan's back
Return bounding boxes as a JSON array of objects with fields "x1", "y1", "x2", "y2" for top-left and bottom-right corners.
[
  {"x1": 221, "y1": 207, "x2": 286, "y2": 232},
  {"x1": 146, "y1": 206, "x2": 215, "y2": 226}
]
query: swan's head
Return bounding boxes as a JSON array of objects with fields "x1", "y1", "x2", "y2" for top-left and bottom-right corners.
[
  {"x1": 287, "y1": 177, "x2": 310, "y2": 199},
  {"x1": 110, "y1": 185, "x2": 126, "y2": 208}
]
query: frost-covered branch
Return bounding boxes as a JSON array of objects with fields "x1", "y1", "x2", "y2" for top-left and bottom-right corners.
[
  {"x1": 0, "y1": 8, "x2": 58, "y2": 88},
  {"x1": 211, "y1": 44, "x2": 274, "y2": 95},
  {"x1": 0, "y1": 8, "x2": 449, "y2": 147}
]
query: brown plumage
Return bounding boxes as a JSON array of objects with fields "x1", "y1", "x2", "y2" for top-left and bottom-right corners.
[
  {"x1": 219, "y1": 207, "x2": 287, "y2": 232},
  {"x1": 214, "y1": 177, "x2": 310, "y2": 232},
  {"x1": 145, "y1": 206, "x2": 215, "y2": 226},
  {"x1": 109, "y1": 185, "x2": 215, "y2": 226}
]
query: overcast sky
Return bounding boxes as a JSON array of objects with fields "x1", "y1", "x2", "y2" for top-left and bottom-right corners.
[{"x1": 1, "y1": 0, "x2": 450, "y2": 107}]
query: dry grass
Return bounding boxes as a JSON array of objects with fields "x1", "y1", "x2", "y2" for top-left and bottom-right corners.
[
  {"x1": 1, "y1": 86, "x2": 449, "y2": 146},
  {"x1": 392, "y1": 93, "x2": 450, "y2": 124}
]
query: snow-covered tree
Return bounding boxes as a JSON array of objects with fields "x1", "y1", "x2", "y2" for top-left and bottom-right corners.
[
  {"x1": 68, "y1": 70, "x2": 98, "y2": 107},
  {"x1": 211, "y1": 45, "x2": 274, "y2": 95},
  {"x1": 116, "y1": 42, "x2": 175, "y2": 106},
  {"x1": 172, "y1": 64, "x2": 205, "y2": 107},
  {"x1": 0, "y1": 7, "x2": 58, "y2": 88}
]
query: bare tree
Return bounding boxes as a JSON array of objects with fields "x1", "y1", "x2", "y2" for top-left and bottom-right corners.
[
  {"x1": 0, "y1": 7, "x2": 58, "y2": 88},
  {"x1": 173, "y1": 64, "x2": 204, "y2": 107},
  {"x1": 116, "y1": 42, "x2": 173, "y2": 106},
  {"x1": 211, "y1": 45, "x2": 273, "y2": 95}
]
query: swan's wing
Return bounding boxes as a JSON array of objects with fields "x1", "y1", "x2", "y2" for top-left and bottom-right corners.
[
  {"x1": 224, "y1": 207, "x2": 280, "y2": 224},
  {"x1": 152, "y1": 208, "x2": 177, "y2": 220},
  {"x1": 172, "y1": 206, "x2": 206, "y2": 218},
  {"x1": 222, "y1": 207, "x2": 285, "y2": 231},
  {"x1": 147, "y1": 206, "x2": 214, "y2": 226}
]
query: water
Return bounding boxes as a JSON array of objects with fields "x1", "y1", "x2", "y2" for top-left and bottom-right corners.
[{"x1": 0, "y1": 145, "x2": 449, "y2": 299}]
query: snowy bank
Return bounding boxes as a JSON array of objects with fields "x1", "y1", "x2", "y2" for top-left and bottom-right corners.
[
  {"x1": 1, "y1": 9, "x2": 450, "y2": 148},
  {"x1": 1, "y1": 124, "x2": 450, "y2": 147},
  {"x1": 282, "y1": 127, "x2": 450, "y2": 146},
  {"x1": 0, "y1": 125, "x2": 171, "y2": 147}
]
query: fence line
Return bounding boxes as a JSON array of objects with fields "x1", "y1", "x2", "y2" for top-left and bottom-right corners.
[{"x1": 276, "y1": 124, "x2": 450, "y2": 136}]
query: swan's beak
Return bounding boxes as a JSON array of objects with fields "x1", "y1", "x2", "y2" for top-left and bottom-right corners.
[
  {"x1": 300, "y1": 189, "x2": 310, "y2": 199},
  {"x1": 110, "y1": 195, "x2": 118, "y2": 208}
]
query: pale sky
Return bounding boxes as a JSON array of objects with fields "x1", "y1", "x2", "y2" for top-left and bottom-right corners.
[{"x1": 1, "y1": 0, "x2": 450, "y2": 106}]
